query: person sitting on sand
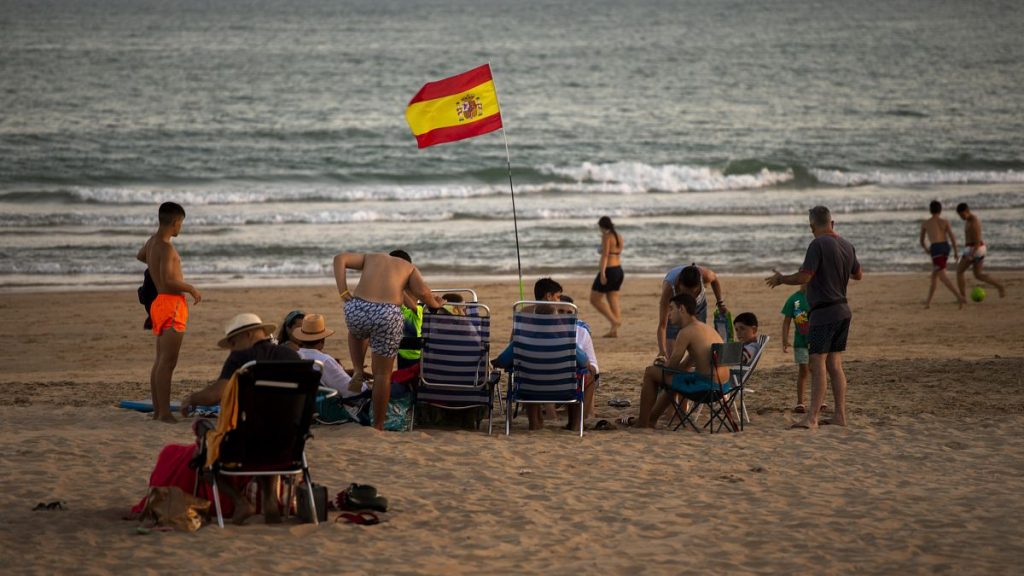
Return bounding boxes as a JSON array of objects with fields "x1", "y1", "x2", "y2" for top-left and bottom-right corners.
[
  {"x1": 292, "y1": 313, "x2": 365, "y2": 398},
  {"x1": 275, "y1": 310, "x2": 305, "y2": 351},
  {"x1": 638, "y1": 293, "x2": 729, "y2": 428},
  {"x1": 656, "y1": 264, "x2": 726, "y2": 362},
  {"x1": 180, "y1": 312, "x2": 299, "y2": 524}
]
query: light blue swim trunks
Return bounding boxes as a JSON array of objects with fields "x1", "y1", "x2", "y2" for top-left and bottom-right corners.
[{"x1": 670, "y1": 372, "x2": 728, "y2": 395}]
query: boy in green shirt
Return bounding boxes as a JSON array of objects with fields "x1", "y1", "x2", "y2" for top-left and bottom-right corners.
[{"x1": 781, "y1": 285, "x2": 811, "y2": 413}]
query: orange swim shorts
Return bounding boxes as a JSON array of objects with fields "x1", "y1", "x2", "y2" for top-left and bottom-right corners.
[{"x1": 151, "y1": 294, "x2": 188, "y2": 336}]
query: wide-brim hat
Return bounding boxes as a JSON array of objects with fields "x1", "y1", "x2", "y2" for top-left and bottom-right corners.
[
  {"x1": 217, "y1": 313, "x2": 276, "y2": 349},
  {"x1": 292, "y1": 313, "x2": 335, "y2": 342}
]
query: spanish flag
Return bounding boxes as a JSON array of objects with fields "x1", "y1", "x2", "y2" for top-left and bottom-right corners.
[{"x1": 405, "y1": 64, "x2": 503, "y2": 148}]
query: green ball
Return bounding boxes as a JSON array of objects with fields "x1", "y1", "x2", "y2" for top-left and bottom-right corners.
[{"x1": 970, "y1": 287, "x2": 986, "y2": 302}]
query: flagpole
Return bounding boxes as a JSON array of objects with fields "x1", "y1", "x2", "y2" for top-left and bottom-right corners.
[{"x1": 490, "y1": 62, "x2": 525, "y2": 301}]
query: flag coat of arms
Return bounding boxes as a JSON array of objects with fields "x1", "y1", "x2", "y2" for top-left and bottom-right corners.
[{"x1": 405, "y1": 64, "x2": 503, "y2": 148}]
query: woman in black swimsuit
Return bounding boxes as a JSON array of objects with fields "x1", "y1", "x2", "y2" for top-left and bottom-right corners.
[{"x1": 589, "y1": 216, "x2": 624, "y2": 337}]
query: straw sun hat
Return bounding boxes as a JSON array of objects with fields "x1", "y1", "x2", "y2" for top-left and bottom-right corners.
[
  {"x1": 217, "y1": 313, "x2": 277, "y2": 349},
  {"x1": 291, "y1": 313, "x2": 335, "y2": 342}
]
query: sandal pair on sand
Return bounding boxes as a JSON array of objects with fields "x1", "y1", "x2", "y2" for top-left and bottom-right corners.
[{"x1": 333, "y1": 484, "x2": 388, "y2": 526}]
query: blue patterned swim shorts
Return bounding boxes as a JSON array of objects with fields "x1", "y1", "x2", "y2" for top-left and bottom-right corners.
[{"x1": 344, "y1": 297, "x2": 405, "y2": 358}]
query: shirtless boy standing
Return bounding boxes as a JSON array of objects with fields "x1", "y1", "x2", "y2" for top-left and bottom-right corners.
[
  {"x1": 919, "y1": 200, "x2": 965, "y2": 309},
  {"x1": 333, "y1": 249, "x2": 444, "y2": 430},
  {"x1": 137, "y1": 202, "x2": 202, "y2": 423},
  {"x1": 956, "y1": 203, "x2": 1006, "y2": 300}
]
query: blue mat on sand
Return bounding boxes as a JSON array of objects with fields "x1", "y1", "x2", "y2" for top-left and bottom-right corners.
[{"x1": 119, "y1": 399, "x2": 219, "y2": 416}]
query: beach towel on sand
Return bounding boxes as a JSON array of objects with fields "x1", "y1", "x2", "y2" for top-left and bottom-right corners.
[{"x1": 204, "y1": 371, "x2": 241, "y2": 468}]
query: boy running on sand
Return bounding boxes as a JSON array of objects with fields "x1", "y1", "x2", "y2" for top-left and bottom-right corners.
[
  {"x1": 920, "y1": 200, "x2": 965, "y2": 309},
  {"x1": 781, "y1": 285, "x2": 812, "y2": 413},
  {"x1": 955, "y1": 203, "x2": 1006, "y2": 300},
  {"x1": 137, "y1": 202, "x2": 202, "y2": 423}
]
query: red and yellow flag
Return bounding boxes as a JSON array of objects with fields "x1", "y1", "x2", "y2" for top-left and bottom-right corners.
[{"x1": 405, "y1": 64, "x2": 503, "y2": 148}]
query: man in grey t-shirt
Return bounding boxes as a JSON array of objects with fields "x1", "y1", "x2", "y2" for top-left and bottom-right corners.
[{"x1": 766, "y1": 206, "x2": 862, "y2": 429}]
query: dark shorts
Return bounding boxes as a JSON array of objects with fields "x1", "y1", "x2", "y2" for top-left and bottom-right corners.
[
  {"x1": 808, "y1": 317, "x2": 851, "y2": 355},
  {"x1": 592, "y1": 266, "x2": 624, "y2": 293},
  {"x1": 930, "y1": 241, "x2": 951, "y2": 270}
]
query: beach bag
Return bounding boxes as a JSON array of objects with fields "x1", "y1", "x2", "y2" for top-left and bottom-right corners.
[
  {"x1": 370, "y1": 394, "x2": 412, "y2": 431},
  {"x1": 314, "y1": 395, "x2": 364, "y2": 425},
  {"x1": 296, "y1": 482, "x2": 329, "y2": 523},
  {"x1": 139, "y1": 486, "x2": 211, "y2": 532}
]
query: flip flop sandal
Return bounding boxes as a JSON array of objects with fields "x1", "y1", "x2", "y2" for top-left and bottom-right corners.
[
  {"x1": 594, "y1": 419, "x2": 617, "y2": 431},
  {"x1": 793, "y1": 404, "x2": 807, "y2": 414},
  {"x1": 32, "y1": 500, "x2": 66, "y2": 511},
  {"x1": 616, "y1": 415, "x2": 636, "y2": 426},
  {"x1": 336, "y1": 511, "x2": 380, "y2": 526}
]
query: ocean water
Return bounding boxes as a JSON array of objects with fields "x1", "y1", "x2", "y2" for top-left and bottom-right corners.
[{"x1": 1, "y1": 0, "x2": 1022, "y2": 288}]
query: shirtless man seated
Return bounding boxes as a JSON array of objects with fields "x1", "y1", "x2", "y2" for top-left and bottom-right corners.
[
  {"x1": 638, "y1": 293, "x2": 730, "y2": 428},
  {"x1": 334, "y1": 249, "x2": 445, "y2": 431}
]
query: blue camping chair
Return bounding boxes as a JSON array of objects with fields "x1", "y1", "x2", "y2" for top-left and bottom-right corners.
[
  {"x1": 412, "y1": 296, "x2": 494, "y2": 433},
  {"x1": 503, "y1": 300, "x2": 586, "y2": 437}
]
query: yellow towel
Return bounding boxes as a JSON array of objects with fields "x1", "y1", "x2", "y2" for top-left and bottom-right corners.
[{"x1": 204, "y1": 372, "x2": 240, "y2": 469}]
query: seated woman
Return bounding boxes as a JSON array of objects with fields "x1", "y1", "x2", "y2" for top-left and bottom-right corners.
[{"x1": 276, "y1": 310, "x2": 305, "y2": 351}]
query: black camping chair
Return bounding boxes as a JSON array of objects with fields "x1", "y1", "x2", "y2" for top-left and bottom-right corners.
[
  {"x1": 661, "y1": 342, "x2": 746, "y2": 433},
  {"x1": 206, "y1": 360, "x2": 322, "y2": 528}
]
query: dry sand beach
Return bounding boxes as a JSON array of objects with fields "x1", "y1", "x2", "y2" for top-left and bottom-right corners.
[{"x1": 1, "y1": 272, "x2": 1023, "y2": 574}]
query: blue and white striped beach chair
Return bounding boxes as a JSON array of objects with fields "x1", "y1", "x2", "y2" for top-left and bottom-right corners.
[
  {"x1": 412, "y1": 299, "x2": 494, "y2": 433},
  {"x1": 504, "y1": 300, "x2": 586, "y2": 437}
]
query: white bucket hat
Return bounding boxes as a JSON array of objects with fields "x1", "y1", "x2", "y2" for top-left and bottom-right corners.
[{"x1": 217, "y1": 313, "x2": 276, "y2": 349}]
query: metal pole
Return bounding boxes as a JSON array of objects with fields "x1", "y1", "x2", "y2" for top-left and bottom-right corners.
[
  {"x1": 489, "y1": 61, "x2": 525, "y2": 300},
  {"x1": 501, "y1": 128, "x2": 525, "y2": 301}
]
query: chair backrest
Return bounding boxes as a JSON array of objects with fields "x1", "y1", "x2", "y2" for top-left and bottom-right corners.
[
  {"x1": 219, "y1": 360, "x2": 321, "y2": 469},
  {"x1": 511, "y1": 300, "x2": 580, "y2": 402},
  {"x1": 420, "y1": 303, "x2": 491, "y2": 390},
  {"x1": 732, "y1": 334, "x2": 770, "y2": 386}
]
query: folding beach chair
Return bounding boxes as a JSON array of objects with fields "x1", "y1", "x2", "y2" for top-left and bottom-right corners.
[
  {"x1": 203, "y1": 360, "x2": 322, "y2": 528},
  {"x1": 662, "y1": 341, "x2": 746, "y2": 433},
  {"x1": 504, "y1": 300, "x2": 586, "y2": 437},
  {"x1": 412, "y1": 297, "x2": 495, "y2": 433},
  {"x1": 725, "y1": 334, "x2": 770, "y2": 428}
]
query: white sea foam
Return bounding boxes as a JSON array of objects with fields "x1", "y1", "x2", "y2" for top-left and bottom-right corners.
[
  {"x1": 539, "y1": 161, "x2": 795, "y2": 192},
  {"x1": 811, "y1": 169, "x2": 1024, "y2": 186},
  {"x1": 61, "y1": 184, "x2": 505, "y2": 205}
]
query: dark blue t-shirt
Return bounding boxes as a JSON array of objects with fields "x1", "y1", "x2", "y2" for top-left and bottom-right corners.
[
  {"x1": 799, "y1": 233, "x2": 860, "y2": 326},
  {"x1": 218, "y1": 339, "x2": 301, "y2": 380}
]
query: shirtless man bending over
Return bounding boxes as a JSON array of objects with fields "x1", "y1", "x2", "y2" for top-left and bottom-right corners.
[
  {"x1": 956, "y1": 203, "x2": 1006, "y2": 300},
  {"x1": 638, "y1": 292, "x2": 729, "y2": 428},
  {"x1": 919, "y1": 200, "x2": 965, "y2": 309},
  {"x1": 136, "y1": 202, "x2": 202, "y2": 423},
  {"x1": 334, "y1": 249, "x2": 444, "y2": 430}
]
